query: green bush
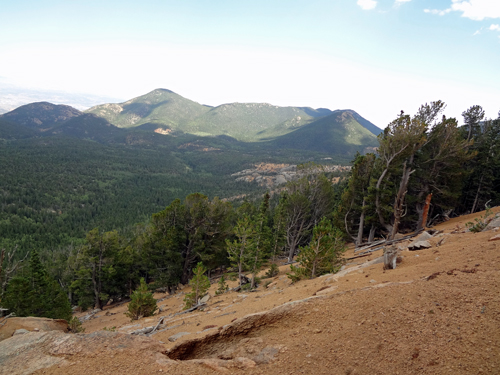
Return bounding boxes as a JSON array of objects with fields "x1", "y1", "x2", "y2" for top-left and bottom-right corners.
[
  {"x1": 68, "y1": 316, "x2": 85, "y2": 333},
  {"x1": 466, "y1": 206, "x2": 495, "y2": 233},
  {"x1": 125, "y1": 278, "x2": 158, "y2": 321}
]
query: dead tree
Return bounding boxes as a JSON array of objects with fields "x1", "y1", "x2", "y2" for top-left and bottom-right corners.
[{"x1": 0, "y1": 246, "x2": 28, "y2": 297}]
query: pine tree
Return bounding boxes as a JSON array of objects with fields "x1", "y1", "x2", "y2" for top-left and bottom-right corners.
[
  {"x1": 3, "y1": 249, "x2": 72, "y2": 320},
  {"x1": 288, "y1": 219, "x2": 346, "y2": 282},
  {"x1": 226, "y1": 215, "x2": 255, "y2": 286},
  {"x1": 183, "y1": 262, "x2": 211, "y2": 309},
  {"x1": 215, "y1": 275, "x2": 229, "y2": 295},
  {"x1": 125, "y1": 278, "x2": 157, "y2": 321},
  {"x1": 248, "y1": 196, "x2": 271, "y2": 288}
]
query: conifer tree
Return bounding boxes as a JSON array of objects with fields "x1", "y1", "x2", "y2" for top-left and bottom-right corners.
[
  {"x1": 183, "y1": 262, "x2": 211, "y2": 309},
  {"x1": 226, "y1": 215, "x2": 255, "y2": 286},
  {"x1": 125, "y1": 278, "x2": 157, "y2": 321},
  {"x1": 288, "y1": 218, "x2": 346, "y2": 282},
  {"x1": 215, "y1": 275, "x2": 229, "y2": 295},
  {"x1": 3, "y1": 249, "x2": 72, "y2": 320},
  {"x1": 248, "y1": 195, "x2": 271, "y2": 288}
]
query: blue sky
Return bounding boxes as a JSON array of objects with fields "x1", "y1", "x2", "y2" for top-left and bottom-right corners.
[{"x1": 0, "y1": 0, "x2": 499, "y2": 126}]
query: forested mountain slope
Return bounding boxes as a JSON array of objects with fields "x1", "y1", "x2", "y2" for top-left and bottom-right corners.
[
  {"x1": 0, "y1": 102, "x2": 82, "y2": 129},
  {"x1": 85, "y1": 88, "x2": 381, "y2": 142}
]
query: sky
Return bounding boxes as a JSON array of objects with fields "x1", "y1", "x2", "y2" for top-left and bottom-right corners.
[{"x1": 0, "y1": 0, "x2": 499, "y2": 127}]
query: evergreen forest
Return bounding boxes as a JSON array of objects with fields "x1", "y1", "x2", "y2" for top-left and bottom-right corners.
[{"x1": 0, "y1": 101, "x2": 499, "y2": 319}]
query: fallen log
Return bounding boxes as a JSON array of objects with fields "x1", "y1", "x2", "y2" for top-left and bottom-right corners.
[{"x1": 348, "y1": 230, "x2": 425, "y2": 260}]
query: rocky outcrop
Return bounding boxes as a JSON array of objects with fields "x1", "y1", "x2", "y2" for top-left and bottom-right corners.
[
  {"x1": 408, "y1": 231, "x2": 434, "y2": 250},
  {"x1": 231, "y1": 163, "x2": 350, "y2": 188},
  {"x1": 0, "y1": 317, "x2": 68, "y2": 342},
  {"x1": 0, "y1": 330, "x2": 168, "y2": 375}
]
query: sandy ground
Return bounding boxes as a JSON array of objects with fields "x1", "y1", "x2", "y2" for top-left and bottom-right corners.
[{"x1": 31, "y1": 207, "x2": 500, "y2": 374}]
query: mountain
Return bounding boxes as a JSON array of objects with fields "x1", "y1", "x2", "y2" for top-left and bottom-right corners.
[
  {"x1": 86, "y1": 89, "x2": 211, "y2": 129},
  {"x1": 183, "y1": 102, "x2": 331, "y2": 141},
  {"x1": 86, "y1": 89, "x2": 341, "y2": 141},
  {"x1": 1, "y1": 90, "x2": 380, "y2": 158},
  {"x1": 268, "y1": 110, "x2": 379, "y2": 155},
  {"x1": 0, "y1": 118, "x2": 38, "y2": 140},
  {"x1": 0, "y1": 102, "x2": 82, "y2": 129},
  {"x1": 48, "y1": 113, "x2": 126, "y2": 143}
]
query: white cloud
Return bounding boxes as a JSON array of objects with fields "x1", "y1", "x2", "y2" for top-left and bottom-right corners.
[
  {"x1": 424, "y1": 8, "x2": 452, "y2": 16},
  {"x1": 489, "y1": 24, "x2": 500, "y2": 31},
  {"x1": 451, "y1": 0, "x2": 500, "y2": 21},
  {"x1": 357, "y1": 0, "x2": 377, "y2": 11},
  {"x1": 473, "y1": 29, "x2": 481, "y2": 35},
  {"x1": 426, "y1": 1, "x2": 500, "y2": 21}
]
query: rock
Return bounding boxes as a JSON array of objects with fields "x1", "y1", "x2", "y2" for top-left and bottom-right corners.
[
  {"x1": 13, "y1": 329, "x2": 30, "y2": 336},
  {"x1": 0, "y1": 317, "x2": 68, "y2": 342},
  {"x1": 0, "y1": 330, "x2": 167, "y2": 375},
  {"x1": 315, "y1": 286, "x2": 338, "y2": 295},
  {"x1": 199, "y1": 293, "x2": 211, "y2": 304},
  {"x1": 168, "y1": 332, "x2": 191, "y2": 342},
  {"x1": 408, "y1": 240, "x2": 432, "y2": 250},
  {"x1": 233, "y1": 356, "x2": 256, "y2": 368},
  {"x1": 488, "y1": 234, "x2": 500, "y2": 242},
  {"x1": 414, "y1": 231, "x2": 433, "y2": 242},
  {"x1": 484, "y1": 217, "x2": 500, "y2": 231}
]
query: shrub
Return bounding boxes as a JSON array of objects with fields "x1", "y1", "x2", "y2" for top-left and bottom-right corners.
[
  {"x1": 184, "y1": 262, "x2": 211, "y2": 309},
  {"x1": 68, "y1": 316, "x2": 85, "y2": 333},
  {"x1": 125, "y1": 278, "x2": 157, "y2": 321},
  {"x1": 466, "y1": 205, "x2": 495, "y2": 233}
]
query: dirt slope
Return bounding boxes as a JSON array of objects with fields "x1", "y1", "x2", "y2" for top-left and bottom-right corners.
[{"x1": 9, "y1": 208, "x2": 500, "y2": 374}]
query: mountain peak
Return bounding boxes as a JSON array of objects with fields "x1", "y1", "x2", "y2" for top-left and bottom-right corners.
[{"x1": 0, "y1": 102, "x2": 82, "y2": 128}]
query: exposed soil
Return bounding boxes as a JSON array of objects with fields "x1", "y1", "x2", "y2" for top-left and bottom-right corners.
[{"x1": 10, "y1": 208, "x2": 500, "y2": 374}]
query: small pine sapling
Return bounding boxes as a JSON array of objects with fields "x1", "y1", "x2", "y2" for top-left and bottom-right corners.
[
  {"x1": 184, "y1": 262, "x2": 211, "y2": 309},
  {"x1": 125, "y1": 278, "x2": 158, "y2": 321},
  {"x1": 288, "y1": 218, "x2": 346, "y2": 282},
  {"x1": 264, "y1": 263, "x2": 279, "y2": 278},
  {"x1": 215, "y1": 275, "x2": 229, "y2": 295}
]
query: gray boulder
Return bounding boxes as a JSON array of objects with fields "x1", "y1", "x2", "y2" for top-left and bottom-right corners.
[{"x1": 483, "y1": 217, "x2": 500, "y2": 231}]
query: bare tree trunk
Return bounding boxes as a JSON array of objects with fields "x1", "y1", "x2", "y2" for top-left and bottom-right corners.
[
  {"x1": 368, "y1": 224, "x2": 376, "y2": 243},
  {"x1": 471, "y1": 175, "x2": 484, "y2": 214},
  {"x1": 391, "y1": 158, "x2": 415, "y2": 240},
  {"x1": 356, "y1": 198, "x2": 366, "y2": 246},
  {"x1": 420, "y1": 193, "x2": 433, "y2": 230}
]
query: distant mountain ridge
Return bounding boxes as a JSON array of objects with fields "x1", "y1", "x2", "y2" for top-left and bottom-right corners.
[
  {"x1": 1, "y1": 102, "x2": 82, "y2": 129},
  {"x1": 86, "y1": 88, "x2": 381, "y2": 142},
  {"x1": 1, "y1": 89, "x2": 381, "y2": 157}
]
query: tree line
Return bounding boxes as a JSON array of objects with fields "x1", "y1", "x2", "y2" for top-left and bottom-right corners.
[{"x1": 334, "y1": 102, "x2": 500, "y2": 245}]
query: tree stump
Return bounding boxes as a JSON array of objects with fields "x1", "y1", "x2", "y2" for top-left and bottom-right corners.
[{"x1": 383, "y1": 246, "x2": 399, "y2": 270}]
